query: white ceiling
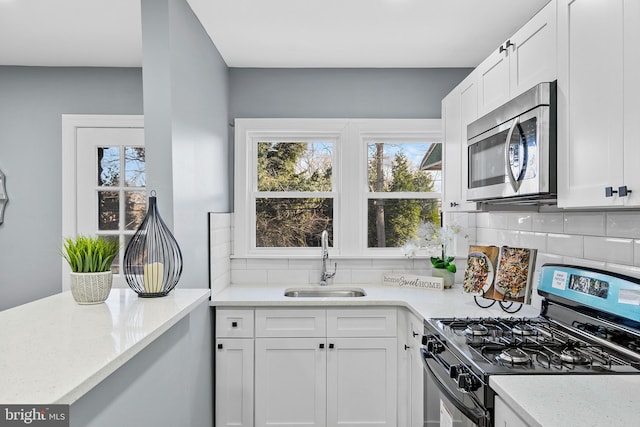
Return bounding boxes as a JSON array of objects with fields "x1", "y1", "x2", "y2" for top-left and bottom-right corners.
[{"x1": 0, "y1": 0, "x2": 550, "y2": 68}]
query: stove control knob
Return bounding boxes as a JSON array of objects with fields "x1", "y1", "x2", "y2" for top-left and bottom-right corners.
[
  {"x1": 456, "y1": 373, "x2": 480, "y2": 392},
  {"x1": 425, "y1": 338, "x2": 444, "y2": 355}
]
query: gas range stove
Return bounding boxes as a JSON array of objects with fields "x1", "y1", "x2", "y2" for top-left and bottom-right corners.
[
  {"x1": 426, "y1": 316, "x2": 640, "y2": 376},
  {"x1": 421, "y1": 264, "x2": 640, "y2": 426}
]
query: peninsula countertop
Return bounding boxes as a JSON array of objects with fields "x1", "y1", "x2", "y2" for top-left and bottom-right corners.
[{"x1": 0, "y1": 288, "x2": 210, "y2": 404}]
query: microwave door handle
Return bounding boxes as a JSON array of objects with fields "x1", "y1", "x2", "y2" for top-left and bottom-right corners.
[{"x1": 505, "y1": 117, "x2": 523, "y2": 192}]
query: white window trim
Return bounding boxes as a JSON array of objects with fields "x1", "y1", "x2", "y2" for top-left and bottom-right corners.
[
  {"x1": 61, "y1": 114, "x2": 144, "y2": 291},
  {"x1": 234, "y1": 118, "x2": 442, "y2": 258}
]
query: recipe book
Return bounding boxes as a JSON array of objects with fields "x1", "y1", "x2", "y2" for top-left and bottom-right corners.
[{"x1": 462, "y1": 245, "x2": 537, "y2": 304}]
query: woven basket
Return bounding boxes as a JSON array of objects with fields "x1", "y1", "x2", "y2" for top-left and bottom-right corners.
[{"x1": 70, "y1": 271, "x2": 113, "y2": 304}]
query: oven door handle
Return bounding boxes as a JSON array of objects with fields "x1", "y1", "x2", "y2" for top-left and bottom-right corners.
[{"x1": 422, "y1": 349, "x2": 490, "y2": 427}]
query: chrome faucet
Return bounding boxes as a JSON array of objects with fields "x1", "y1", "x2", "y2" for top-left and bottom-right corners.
[{"x1": 320, "y1": 229, "x2": 336, "y2": 286}]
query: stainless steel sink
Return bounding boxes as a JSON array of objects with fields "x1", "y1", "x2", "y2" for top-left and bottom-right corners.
[{"x1": 283, "y1": 287, "x2": 366, "y2": 298}]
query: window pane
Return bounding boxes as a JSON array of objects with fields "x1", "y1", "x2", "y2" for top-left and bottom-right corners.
[
  {"x1": 125, "y1": 147, "x2": 146, "y2": 187},
  {"x1": 257, "y1": 141, "x2": 332, "y2": 191},
  {"x1": 125, "y1": 190, "x2": 146, "y2": 231},
  {"x1": 367, "y1": 142, "x2": 441, "y2": 192},
  {"x1": 98, "y1": 191, "x2": 119, "y2": 230},
  {"x1": 256, "y1": 198, "x2": 333, "y2": 247},
  {"x1": 98, "y1": 147, "x2": 120, "y2": 186},
  {"x1": 367, "y1": 198, "x2": 441, "y2": 248}
]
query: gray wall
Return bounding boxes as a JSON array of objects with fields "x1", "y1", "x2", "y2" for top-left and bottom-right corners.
[
  {"x1": 229, "y1": 68, "x2": 472, "y2": 119},
  {"x1": 0, "y1": 66, "x2": 143, "y2": 311},
  {"x1": 142, "y1": 0, "x2": 230, "y2": 293},
  {"x1": 70, "y1": 302, "x2": 211, "y2": 427}
]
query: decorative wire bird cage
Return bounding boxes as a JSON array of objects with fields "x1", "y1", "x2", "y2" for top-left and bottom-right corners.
[{"x1": 123, "y1": 191, "x2": 183, "y2": 297}]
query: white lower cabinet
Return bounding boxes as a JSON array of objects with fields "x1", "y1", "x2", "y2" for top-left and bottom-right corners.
[
  {"x1": 494, "y1": 395, "x2": 529, "y2": 427},
  {"x1": 255, "y1": 337, "x2": 326, "y2": 427},
  {"x1": 216, "y1": 307, "x2": 399, "y2": 427},
  {"x1": 215, "y1": 309, "x2": 255, "y2": 427},
  {"x1": 398, "y1": 309, "x2": 425, "y2": 427}
]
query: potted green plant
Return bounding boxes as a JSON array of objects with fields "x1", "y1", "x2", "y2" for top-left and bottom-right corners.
[
  {"x1": 62, "y1": 236, "x2": 119, "y2": 304},
  {"x1": 401, "y1": 221, "x2": 466, "y2": 289}
]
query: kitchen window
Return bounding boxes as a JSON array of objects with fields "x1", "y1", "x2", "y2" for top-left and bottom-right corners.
[{"x1": 234, "y1": 119, "x2": 442, "y2": 257}]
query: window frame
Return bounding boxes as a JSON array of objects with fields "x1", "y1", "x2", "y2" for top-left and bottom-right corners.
[{"x1": 234, "y1": 118, "x2": 442, "y2": 258}]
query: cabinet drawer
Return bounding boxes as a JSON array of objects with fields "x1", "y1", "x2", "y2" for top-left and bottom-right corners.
[
  {"x1": 255, "y1": 308, "x2": 326, "y2": 337},
  {"x1": 327, "y1": 308, "x2": 397, "y2": 337},
  {"x1": 216, "y1": 308, "x2": 254, "y2": 338}
]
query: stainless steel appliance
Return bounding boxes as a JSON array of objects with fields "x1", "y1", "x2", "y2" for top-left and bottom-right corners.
[
  {"x1": 466, "y1": 82, "x2": 556, "y2": 203},
  {"x1": 422, "y1": 264, "x2": 640, "y2": 426}
]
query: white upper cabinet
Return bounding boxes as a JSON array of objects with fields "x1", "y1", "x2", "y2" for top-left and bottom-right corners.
[
  {"x1": 477, "y1": 0, "x2": 557, "y2": 116},
  {"x1": 442, "y1": 72, "x2": 480, "y2": 212},
  {"x1": 557, "y1": 0, "x2": 640, "y2": 207}
]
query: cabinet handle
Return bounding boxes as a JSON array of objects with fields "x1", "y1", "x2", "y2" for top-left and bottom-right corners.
[
  {"x1": 499, "y1": 40, "x2": 514, "y2": 53},
  {"x1": 329, "y1": 343, "x2": 335, "y2": 349},
  {"x1": 450, "y1": 202, "x2": 459, "y2": 207},
  {"x1": 231, "y1": 321, "x2": 238, "y2": 328},
  {"x1": 217, "y1": 343, "x2": 223, "y2": 350},
  {"x1": 605, "y1": 186, "x2": 618, "y2": 197},
  {"x1": 619, "y1": 186, "x2": 633, "y2": 197},
  {"x1": 412, "y1": 331, "x2": 419, "y2": 338},
  {"x1": 319, "y1": 343, "x2": 325, "y2": 349},
  {"x1": 404, "y1": 344, "x2": 411, "y2": 350}
]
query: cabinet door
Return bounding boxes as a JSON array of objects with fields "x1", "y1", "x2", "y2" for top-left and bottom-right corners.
[
  {"x1": 477, "y1": 47, "x2": 510, "y2": 117},
  {"x1": 406, "y1": 314, "x2": 424, "y2": 427},
  {"x1": 326, "y1": 338, "x2": 397, "y2": 427},
  {"x1": 442, "y1": 90, "x2": 463, "y2": 212},
  {"x1": 443, "y1": 77, "x2": 479, "y2": 212},
  {"x1": 494, "y1": 395, "x2": 529, "y2": 427},
  {"x1": 254, "y1": 338, "x2": 326, "y2": 427},
  {"x1": 557, "y1": 0, "x2": 624, "y2": 208},
  {"x1": 623, "y1": 0, "x2": 640, "y2": 206},
  {"x1": 509, "y1": 0, "x2": 557, "y2": 98},
  {"x1": 216, "y1": 338, "x2": 254, "y2": 427}
]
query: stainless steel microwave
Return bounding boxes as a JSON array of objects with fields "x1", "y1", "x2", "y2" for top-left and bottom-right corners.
[{"x1": 466, "y1": 81, "x2": 556, "y2": 203}]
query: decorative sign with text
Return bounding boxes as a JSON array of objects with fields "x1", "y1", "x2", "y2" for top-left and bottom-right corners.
[{"x1": 382, "y1": 273, "x2": 444, "y2": 291}]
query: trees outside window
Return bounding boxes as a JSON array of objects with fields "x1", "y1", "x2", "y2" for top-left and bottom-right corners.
[{"x1": 234, "y1": 119, "x2": 442, "y2": 257}]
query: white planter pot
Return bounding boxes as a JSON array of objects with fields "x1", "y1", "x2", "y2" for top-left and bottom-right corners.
[
  {"x1": 70, "y1": 271, "x2": 113, "y2": 304},
  {"x1": 431, "y1": 268, "x2": 455, "y2": 289}
]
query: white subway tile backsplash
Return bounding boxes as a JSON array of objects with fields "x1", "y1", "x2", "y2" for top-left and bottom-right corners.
[
  {"x1": 583, "y1": 236, "x2": 633, "y2": 264},
  {"x1": 562, "y1": 257, "x2": 606, "y2": 270},
  {"x1": 519, "y1": 232, "x2": 547, "y2": 252},
  {"x1": 535, "y1": 253, "x2": 563, "y2": 271},
  {"x1": 563, "y1": 212, "x2": 606, "y2": 236},
  {"x1": 268, "y1": 269, "x2": 310, "y2": 284},
  {"x1": 606, "y1": 212, "x2": 640, "y2": 239},
  {"x1": 604, "y1": 263, "x2": 640, "y2": 280},
  {"x1": 532, "y1": 213, "x2": 564, "y2": 233},
  {"x1": 288, "y1": 259, "x2": 319, "y2": 270},
  {"x1": 246, "y1": 258, "x2": 289, "y2": 270},
  {"x1": 547, "y1": 234, "x2": 583, "y2": 258},
  {"x1": 352, "y1": 269, "x2": 386, "y2": 284},
  {"x1": 231, "y1": 268, "x2": 268, "y2": 284},
  {"x1": 497, "y1": 229, "x2": 520, "y2": 247},
  {"x1": 476, "y1": 213, "x2": 492, "y2": 229},
  {"x1": 508, "y1": 213, "x2": 533, "y2": 231},
  {"x1": 476, "y1": 228, "x2": 499, "y2": 245},
  {"x1": 487, "y1": 213, "x2": 511, "y2": 229}
]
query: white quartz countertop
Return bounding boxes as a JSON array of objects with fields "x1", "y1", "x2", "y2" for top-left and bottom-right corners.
[
  {"x1": 490, "y1": 375, "x2": 640, "y2": 427},
  {"x1": 210, "y1": 283, "x2": 541, "y2": 320},
  {"x1": 0, "y1": 288, "x2": 210, "y2": 404}
]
